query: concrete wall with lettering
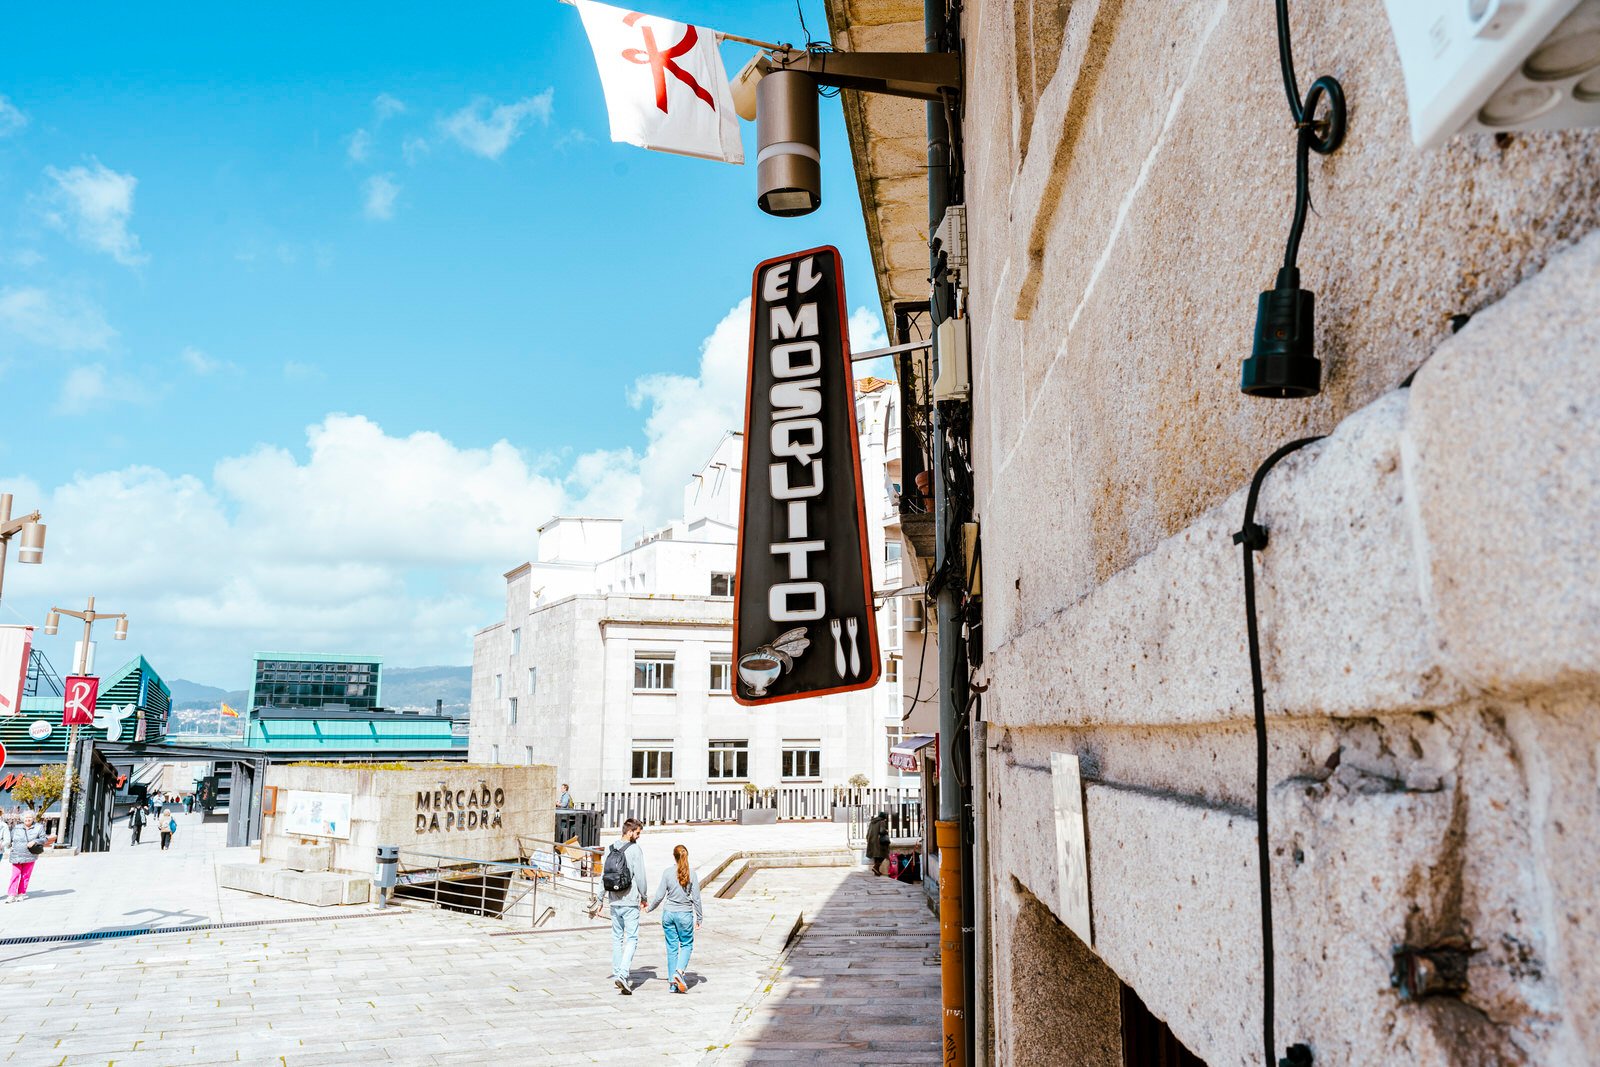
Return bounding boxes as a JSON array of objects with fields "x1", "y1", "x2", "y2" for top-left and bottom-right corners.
[{"x1": 260, "y1": 762, "x2": 556, "y2": 873}]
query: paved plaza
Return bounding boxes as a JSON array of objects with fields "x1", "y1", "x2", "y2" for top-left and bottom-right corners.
[{"x1": 0, "y1": 813, "x2": 941, "y2": 1065}]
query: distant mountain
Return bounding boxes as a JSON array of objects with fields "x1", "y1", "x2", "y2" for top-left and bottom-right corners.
[
  {"x1": 168, "y1": 678, "x2": 249, "y2": 710},
  {"x1": 381, "y1": 665, "x2": 472, "y2": 712},
  {"x1": 165, "y1": 664, "x2": 471, "y2": 714}
]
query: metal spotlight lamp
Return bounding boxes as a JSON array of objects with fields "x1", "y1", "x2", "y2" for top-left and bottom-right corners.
[
  {"x1": 17, "y1": 518, "x2": 45, "y2": 564},
  {"x1": 756, "y1": 66, "x2": 822, "y2": 217},
  {"x1": 114, "y1": 617, "x2": 128, "y2": 640},
  {"x1": 43, "y1": 609, "x2": 60, "y2": 636}
]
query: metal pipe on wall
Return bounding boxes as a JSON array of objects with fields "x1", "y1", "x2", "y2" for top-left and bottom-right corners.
[
  {"x1": 936, "y1": 818, "x2": 968, "y2": 1066},
  {"x1": 971, "y1": 718, "x2": 991, "y2": 1067}
]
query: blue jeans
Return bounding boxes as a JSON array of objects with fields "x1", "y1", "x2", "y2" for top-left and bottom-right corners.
[
  {"x1": 662, "y1": 910, "x2": 695, "y2": 981},
  {"x1": 611, "y1": 904, "x2": 640, "y2": 981}
]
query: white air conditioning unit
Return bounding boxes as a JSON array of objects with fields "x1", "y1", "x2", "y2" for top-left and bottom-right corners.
[
  {"x1": 932, "y1": 316, "x2": 970, "y2": 401},
  {"x1": 1384, "y1": 0, "x2": 1600, "y2": 148}
]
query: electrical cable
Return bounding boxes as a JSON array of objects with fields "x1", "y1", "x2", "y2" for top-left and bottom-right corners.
[
  {"x1": 1273, "y1": 0, "x2": 1344, "y2": 274},
  {"x1": 1233, "y1": 436, "x2": 1325, "y2": 1067}
]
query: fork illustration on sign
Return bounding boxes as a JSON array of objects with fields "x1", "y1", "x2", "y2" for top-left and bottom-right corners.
[
  {"x1": 830, "y1": 619, "x2": 847, "y2": 679},
  {"x1": 845, "y1": 617, "x2": 861, "y2": 678}
]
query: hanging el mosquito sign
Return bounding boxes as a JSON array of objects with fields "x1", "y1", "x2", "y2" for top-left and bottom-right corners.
[{"x1": 733, "y1": 245, "x2": 880, "y2": 706}]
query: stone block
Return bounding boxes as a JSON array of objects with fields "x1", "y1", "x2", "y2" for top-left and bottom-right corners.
[
  {"x1": 1407, "y1": 228, "x2": 1600, "y2": 699},
  {"x1": 284, "y1": 843, "x2": 330, "y2": 872}
]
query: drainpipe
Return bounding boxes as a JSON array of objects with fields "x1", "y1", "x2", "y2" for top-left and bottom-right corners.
[
  {"x1": 971, "y1": 718, "x2": 991, "y2": 1067},
  {"x1": 926, "y1": 1, "x2": 968, "y2": 1065},
  {"x1": 936, "y1": 819, "x2": 967, "y2": 1066}
]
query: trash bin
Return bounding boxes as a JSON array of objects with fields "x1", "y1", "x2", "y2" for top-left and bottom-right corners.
[
  {"x1": 374, "y1": 844, "x2": 399, "y2": 908},
  {"x1": 555, "y1": 807, "x2": 600, "y2": 848}
]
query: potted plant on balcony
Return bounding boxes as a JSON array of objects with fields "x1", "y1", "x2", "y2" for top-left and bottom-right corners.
[
  {"x1": 738, "y1": 782, "x2": 778, "y2": 825},
  {"x1": 832, "y1": 773, "x2": 871, "y2": 823}
]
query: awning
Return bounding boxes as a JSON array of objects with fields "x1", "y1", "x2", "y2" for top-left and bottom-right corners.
[{"x1": 889, "y1": 733, "x2": 936, "y2": 772}]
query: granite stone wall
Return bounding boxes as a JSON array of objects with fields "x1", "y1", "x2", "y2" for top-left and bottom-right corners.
[
  {"x1": 260, "y1": 762, "x2": 556, "y2": 874},
  {"x1": 949, "y1": 2, "x2": 1600, "y2": 1064}
]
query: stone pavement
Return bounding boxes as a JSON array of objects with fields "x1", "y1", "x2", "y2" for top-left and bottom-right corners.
[{"x1": 0, "y1": 817, "x2": 941, "y2": 1065}]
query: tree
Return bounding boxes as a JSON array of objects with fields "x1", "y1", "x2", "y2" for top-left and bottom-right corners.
[{"x1": 11, "y1": 764, "x2": 75, "y2": 813}]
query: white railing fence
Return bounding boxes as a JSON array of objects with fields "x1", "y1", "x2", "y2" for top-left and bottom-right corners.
[{"x1": 598, "y1": 785, "x2": 921, "y2": 829}]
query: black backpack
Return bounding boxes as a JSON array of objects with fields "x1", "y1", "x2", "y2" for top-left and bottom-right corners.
[{"x1": 602, "y1": 842, "x2": 633, "y2": 893}]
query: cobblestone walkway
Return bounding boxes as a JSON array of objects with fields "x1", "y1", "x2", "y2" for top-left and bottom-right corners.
[{"x1": 1, "y1": 835, "x2": 940, "y2": 1065}]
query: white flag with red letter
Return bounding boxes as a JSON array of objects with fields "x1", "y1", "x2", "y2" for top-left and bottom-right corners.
[{"x1": 575, "y1": 0, "x2": 744, "y2": 165}]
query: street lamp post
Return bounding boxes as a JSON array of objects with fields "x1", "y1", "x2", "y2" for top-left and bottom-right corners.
[
  {"x1": 0, "y1": 492, "x2": 48, "y2": 604},
  {"x1": 46, "y1": 596, "x2": 128, "y2": 847}
]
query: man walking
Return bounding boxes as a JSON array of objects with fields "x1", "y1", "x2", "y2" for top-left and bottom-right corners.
[
  {"x1": 603, "y1": 818, "x2": 648, "y2": 994},
  {"x1": 128, "y1": 804, "x2": 146, "y2": 845},
  {"x1": 557, "y1": 784, "x2": 574, "y2": 809}
]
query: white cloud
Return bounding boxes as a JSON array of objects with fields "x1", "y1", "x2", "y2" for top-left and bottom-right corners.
[
  {"x1": 283, "y1": 360, "x2": 325, "y2": 381},
  {"x1": 441, "y1": 91, "x2": 554, "y2": 159},
  {"x1": 347, "y1": 128, "x2": 373, "y2": 163},
  {"x1": 181, "y1": 346, "x2": 234, "y2": 375},
  {"x1": 56, "y1": 364, "x2": 111, "y2": 414},
  {"x1": 0, "y1": 95, "x2": 27, "y2": 137},
  {"x1": 0, "y1": 416, "x2": 570, "y2": 682},
  {"x1": 564, "y1": 300, "x2": 890, "y2": 530},
  {"x1": 362, "y1": 174, "x2": 400, "y2": 220},
  {"x1": 43, "y1": 159, "x2": 147, "y2": 266},
  {"x1": 373, "y1": 93, "x2": 407, "y2": 121},
  {"x1": 0, "y1": 286, "x2": 115, "y2": 351},
  {"x1": 402, "y1": 136, "x2": 431, "y2": 165},
  {"x1": 0, "y1": 301, "x2": 895, "y2": 683}
]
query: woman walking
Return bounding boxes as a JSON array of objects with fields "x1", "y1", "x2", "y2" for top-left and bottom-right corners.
[
  {"x1": 6, "y1": 810, "x2": 54, "y2": 903},
  {"x1": 866, "y1": 810, "x2": 890, "y2": 875},
  {"x1": 159, "y1": 810, "x2": 177, "y2": 851},
  {"x1": 646, "y1": 844, "x2": 703, "y2": 993}
]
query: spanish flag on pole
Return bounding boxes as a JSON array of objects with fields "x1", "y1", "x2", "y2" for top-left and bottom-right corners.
[{"x1": 220, "y1": 703, "x2": 239, "y2": 718}]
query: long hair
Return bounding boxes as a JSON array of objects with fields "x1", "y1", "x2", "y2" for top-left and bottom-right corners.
[{"x1": 674, "y1": 844, "x2": 691, "y2": 888}]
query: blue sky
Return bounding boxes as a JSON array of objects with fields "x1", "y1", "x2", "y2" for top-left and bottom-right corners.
[{"x1": 0, "y1": 1, "x2": 888, "y2": 689}]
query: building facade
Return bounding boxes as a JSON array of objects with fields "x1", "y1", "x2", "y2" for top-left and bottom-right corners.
[
  {"x1": 249, "y1": 652, "x2": 382, "y2": 712},
  {"x1": 0, "y1": 654, "x2": 173, "y2": 810},
  {"x1": 828, "y1": 1, "x2": 1600, "y2": 1064},
  {"x1": 471, "y1": 406, "x2": 933, "y2": 802}
]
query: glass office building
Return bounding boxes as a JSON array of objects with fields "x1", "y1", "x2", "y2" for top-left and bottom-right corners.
[{"x1": 249, "y1": 653, "x2": 382, "y2": 711}]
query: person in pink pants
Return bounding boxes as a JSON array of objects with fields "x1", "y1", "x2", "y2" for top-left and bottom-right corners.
[{"x1": 5, "y1": 810, "x2": 52, "y2": 903}]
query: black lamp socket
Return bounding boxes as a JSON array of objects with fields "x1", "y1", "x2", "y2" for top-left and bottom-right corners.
[{"x1": 1242, "y1": 268, "x2": 1321, "y2": 399}]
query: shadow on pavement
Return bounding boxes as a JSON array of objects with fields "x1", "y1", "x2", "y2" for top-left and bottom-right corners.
[{"x1": 710, "y1": 869, "x2": 943, "y2": 1065}]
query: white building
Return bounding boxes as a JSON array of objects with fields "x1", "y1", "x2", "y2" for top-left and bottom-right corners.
[{"x1": 470, "y1": 380, "x2": 931, "y2": 804}]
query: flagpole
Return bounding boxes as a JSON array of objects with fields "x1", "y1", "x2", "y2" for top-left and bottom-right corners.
[{"x1": 554, "y1": 0, "x2": 792, "y2": 53}]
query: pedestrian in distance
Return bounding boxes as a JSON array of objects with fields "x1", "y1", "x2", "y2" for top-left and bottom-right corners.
[
  {"x1": 557, "y1": 783, "x2": 574, "y2": 809},
  {"x1": 603, "y1": 817, "x2": 648, "y2": 994},
  {"x1": 866, "y1": 810, "x2": 891, "y2": 876},
  {"x1": 128, "y1": 804, "x2": 146, "y2": 845},
  {"x1": 646, "y1": 844, "x2": 704, "y2": 994},
  {"x1": 159, "y1": 810, "x2": 177, "y2": 851},
  {"x1": 5, "y1": 810, "x2": 55, "y2": 903}
]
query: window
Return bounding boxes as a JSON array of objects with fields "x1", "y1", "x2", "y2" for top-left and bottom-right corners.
[
  {"x1": 634, "y1": 652, "x2": 676, "y2": 691},
  {"x1": 492, "y1": 744, "x2": 501, "y2": 764},
  {"x1": 708, "y1": 739, "x2": 749, "y2": 780},
  {"x1": 494, "y1": 673, "x2": 503, "y2": 698},
  {"x1": 631, "y1": 744, "x2": 674, "y2": 781},
  {"x1": 710, "y1": 572, "x2": 733, "y2": 596},
  {"x1": 709, "y1": 654, "x2": 732, "y2": 693},
  {"x1": 524, "y1": 746, "x2": 534, "y2": 766},
  {"x1": 511, "y1": 627, "x2": 521, "y2": 656},
  {"x1": 885, "y1": 540, "x2": 902, "y2": 562},
  {"x1": 886, "y1": 599, "x2": 901, "y2": 648},
  {"x1": 887, "y1": 655, "x2": 901, "y2": 684},
  {"x1": 782, "y1": 743, "x2": 822, "y2": 780},
  {"x1": 508, "y1": 697, "x2": 518, "y2": 725},
  {"x1": 528, "y1": 667, "x2": 538, "y2": 695}
]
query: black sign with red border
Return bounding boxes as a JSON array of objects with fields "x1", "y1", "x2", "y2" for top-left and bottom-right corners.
[{"x1": 733, "y1": 246, "x2": 880, "y2": 706}]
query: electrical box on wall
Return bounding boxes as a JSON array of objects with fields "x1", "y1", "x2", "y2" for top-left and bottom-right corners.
[
  {"x1": 1384, "y1": 0, "x2": 1600, "y2": 148},
  {"x1": 932, "y1": 316, "x2": 970, "y2": 401}
]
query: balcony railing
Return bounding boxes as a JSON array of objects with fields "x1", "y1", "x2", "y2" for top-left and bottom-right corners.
[{"x1": 598, "y1": 784, "x2": 922, "y2": 830}]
